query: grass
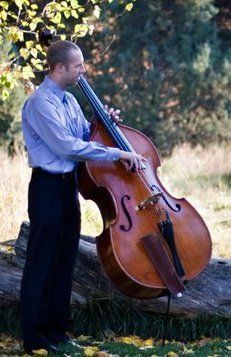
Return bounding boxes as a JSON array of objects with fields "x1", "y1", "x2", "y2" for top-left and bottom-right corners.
[
  {"x1": 0, "y1": 303, "x2": 230, "y2": 355},
  {"x1": 157, "y1": 144, "x2": 231, "y2": 258},
  {"x1": 0, "y1": 143, "x2": 230, "y2": 258}
]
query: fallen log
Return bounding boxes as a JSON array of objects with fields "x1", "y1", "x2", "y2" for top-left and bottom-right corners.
[{"x1": 0, "y1": 221, "x2": 230, "y2": 318}]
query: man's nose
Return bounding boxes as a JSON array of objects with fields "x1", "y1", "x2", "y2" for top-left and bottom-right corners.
[{"x1": 80, "y1": 64, "x2": 86, "y2": 73}]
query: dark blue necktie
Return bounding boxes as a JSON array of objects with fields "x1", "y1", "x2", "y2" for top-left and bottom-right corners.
[{"x1": 63, "y1": 93, "x2": 68, "y2": 104}]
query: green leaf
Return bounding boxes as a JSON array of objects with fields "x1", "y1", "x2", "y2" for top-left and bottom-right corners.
[
  {"x1": 51, "y1": 12, "x2": 62, "y2": 24},
  {"x1": 60, "y1": 34, "x2": 67, "y2": 40},
  {"x1": 0, "y1": 1, "x2": 9, "y2": 10}
]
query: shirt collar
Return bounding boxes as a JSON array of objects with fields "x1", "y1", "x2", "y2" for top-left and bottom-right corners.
[{"x1": 43, "y1": 75, "x2": 67, "y2": 102}]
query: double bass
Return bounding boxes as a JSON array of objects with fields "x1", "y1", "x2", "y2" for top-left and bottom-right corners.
[{"x1": 76, "y1": 75, "x2": 212, "y2": 299}]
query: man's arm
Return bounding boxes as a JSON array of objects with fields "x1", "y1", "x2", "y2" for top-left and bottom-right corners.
[{"x1": 26, "y1": 96, "x2": 121, "y2": 162}]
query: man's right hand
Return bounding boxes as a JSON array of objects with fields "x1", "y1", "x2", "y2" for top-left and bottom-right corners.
[{"x1": 119, "y1": 151, "x2": 147, "y2": 172}]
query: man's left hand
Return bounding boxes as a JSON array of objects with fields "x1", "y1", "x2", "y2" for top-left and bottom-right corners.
[{"x1": 104, "y1": 105, "x2": 123, "y2": 124}]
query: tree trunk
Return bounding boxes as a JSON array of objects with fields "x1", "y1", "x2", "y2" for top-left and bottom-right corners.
[{"x1": 0, "y1": 221, "x2": 230, "y2": 317}]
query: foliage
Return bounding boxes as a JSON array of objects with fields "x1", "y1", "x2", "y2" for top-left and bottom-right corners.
[
  {"x1": 77, "y1": 0, "x2": 231, "y2": 153},
  {"x1": 0, "y1": 0, "x2": 135, "y2": 99},
  {"x1": 0, "y1": 80, "x2": 27, "y2": 155},
  {"x1": 0, "y1": 332, "x2": 231, "y2": 356}
]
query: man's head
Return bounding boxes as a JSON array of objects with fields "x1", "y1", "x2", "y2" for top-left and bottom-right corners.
[{"x1": 47, "y1": 40, "x2": 85, "y2": 87}]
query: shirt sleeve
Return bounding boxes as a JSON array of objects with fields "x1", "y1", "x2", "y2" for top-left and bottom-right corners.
[{"x1": 26, "y1": 95, "x2": 121, "y2": 162}]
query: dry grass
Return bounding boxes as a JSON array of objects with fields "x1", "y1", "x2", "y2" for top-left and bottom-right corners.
[
  {"x1": 0, "y1": 144, "x2": 230, "y2": 258},
  {"x1": 158, "y1": 143, "x2": 231, "y2": 258}
]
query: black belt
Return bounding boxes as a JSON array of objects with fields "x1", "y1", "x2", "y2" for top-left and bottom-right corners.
[{"x1": 32, "y1": 167, "x2": 76, "y2": 180}]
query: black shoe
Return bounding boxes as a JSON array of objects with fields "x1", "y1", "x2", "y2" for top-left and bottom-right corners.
[
  {"x1": 25, "y1": 342, "x2": 62, "y2": 355},
  {"x1": 40, "y1": 331, "x2": 70, "y2": 344},
  {"x1": 44, "y1": 333, "x2": 79, "y2": 347}
]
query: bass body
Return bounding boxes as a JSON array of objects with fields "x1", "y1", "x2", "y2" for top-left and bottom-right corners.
[{"x1": 77, "y1": 75, "x2": 212, "y2": 299}]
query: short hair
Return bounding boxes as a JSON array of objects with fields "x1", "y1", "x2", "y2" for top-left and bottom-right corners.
[{"x1": 47, "y1": 40, "x2": 81, "y2": 72}]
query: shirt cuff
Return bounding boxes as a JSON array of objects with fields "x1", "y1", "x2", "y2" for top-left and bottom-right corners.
[{"x1": 107, "y1": 147, "x2": 121, "y2": 161}]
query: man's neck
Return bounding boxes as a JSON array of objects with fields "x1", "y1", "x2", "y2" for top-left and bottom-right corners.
[{"x1": 49, "y1": 73, "x2": 66, "y2": 90}]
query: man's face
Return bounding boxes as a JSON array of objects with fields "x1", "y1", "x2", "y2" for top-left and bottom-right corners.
[{"x1": 62, "y1": 49, "x2": 85, "y2": 86}]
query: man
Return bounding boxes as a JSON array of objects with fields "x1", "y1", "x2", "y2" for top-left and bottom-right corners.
[{"x1": 20, "y1": 40, "x2": 146, "y2": 354}]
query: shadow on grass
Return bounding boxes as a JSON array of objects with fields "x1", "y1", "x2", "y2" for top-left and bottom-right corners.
[{"x1": 0, "y1": 300, "x2": 230, "y2": 343}]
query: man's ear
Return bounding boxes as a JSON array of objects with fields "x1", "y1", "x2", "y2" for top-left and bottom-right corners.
[{"x1": 56, "y1": 63, "x2": 65, "y2": 73}]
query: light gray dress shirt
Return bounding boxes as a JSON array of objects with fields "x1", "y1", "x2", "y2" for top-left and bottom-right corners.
[{"x1": 21, "y1": 76, "x2": 121, "y2": 173}]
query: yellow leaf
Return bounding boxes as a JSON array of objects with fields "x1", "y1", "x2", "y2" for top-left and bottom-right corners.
[
  {"x1": 71, "y1": 0, "x2": 78, "y2": 9},
  {"x1": 84, "y1": 346, "x2": 99, "y2": 357},
  {"x1": 31, "y1": 48, "x2": 38, "y2": 58},
  {"x1": 31, "y1": 349, "x2": 48, "y2": 356},
  {"x1": 20, "y1": 48, "x2": 29, "y2": 59},
  {"x1": 144, "y1": 338, "x2": 154, "y2": 346},
  {"x1": 64, "y1": 10, "x2": 71, "y2": 19},
  {"x1": 120, "y1": 336, "x2": 143, "y2": 347},
  {"x1": 96, "y1": 352, "x2": 109, "y2": 357},
  {"x1": 0, "y1": 10, "x2": 7, "y2": 20},
  {"x1": 30, "y1": 22, "x2": 37, "y2": 31},
  {"x1": 167, "y1": 352, "x2": 179, "y2": 357},
  {"x1": 71, "y1": 9, "x2": 78, "y2": 19},
  {"x1": 74, "y1": 24, "x2": 88, "y2": 37},
  {"x1": 125, "y1": 3, "x2": 133, "y2": 12},
  {"x1": 88, "y1": 24, "x2": 94, "y2": 35},
  {"x1": 26, "y1": 41, "x2": 34, "y2": 49},
  {"x1": 15, "y1": 0, "x2": 23, "y2": 9},
  {"x1": 18, "y1": 30, "x2": 24, "y2": 41},
  {"x1": 51, "y1": 12, "x2": 61, "y2": 24},
  {"x1": 31, "y1": 4, "x2": 38, "y2": 10},
  {"x1": 35, "y1": 44, "x2": 43, "y2": 51},
  {"x1": 0, "y1": 2, "x2": 9, "y2": 10},
  {"x1": 93, "y1": 5, "x2": 100, "y2": 19}
]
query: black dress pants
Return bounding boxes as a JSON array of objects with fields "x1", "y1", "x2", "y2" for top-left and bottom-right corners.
[{"x1": 20, "y1": 168, "x2": 81, "y2": 350}]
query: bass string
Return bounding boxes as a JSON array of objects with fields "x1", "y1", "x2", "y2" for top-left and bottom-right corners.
[
  {"x1": 77, "y1": 75, "x2": 162, "y2": 198},
  {"x1": 78, "y1": 75, "x2": 128, "y2": 151}
]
